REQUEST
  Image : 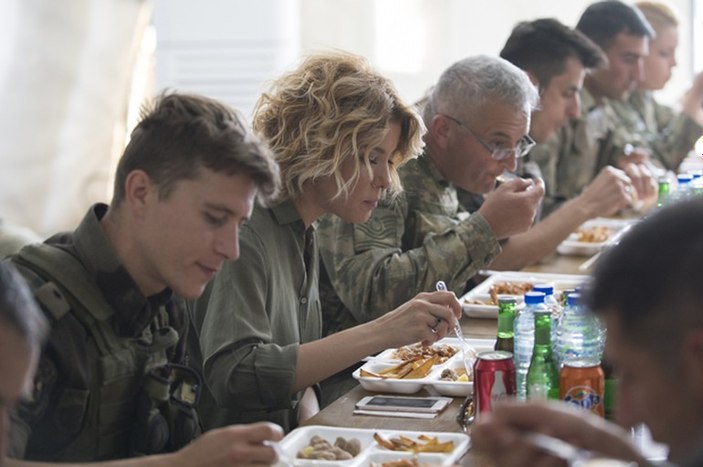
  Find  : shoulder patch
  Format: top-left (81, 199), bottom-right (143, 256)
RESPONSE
top-left (34, 282), bottom-right (71, 321)
top-left (353, 209), bottom-right (402, 251)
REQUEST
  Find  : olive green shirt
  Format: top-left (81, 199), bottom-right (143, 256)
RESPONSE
top-left (530, 88), bottom-right (623, 216)
top-left (317, 154), bottom-right (500, 337)
top-left (609, 90), bottom-right (703, 171)
top-left (188, 201), bottom-right (320, 433)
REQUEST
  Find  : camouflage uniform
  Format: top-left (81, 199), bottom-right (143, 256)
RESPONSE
top-left (317, 153), bottom-right (500, 337)
top-left (530, 88), bottom-right (624, 216)
top-left (609, 90), bottom-right (703, 171)
top-left (7, 204), bottom-right (195, 461)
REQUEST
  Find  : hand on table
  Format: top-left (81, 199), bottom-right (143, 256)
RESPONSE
top-left (576, 166), bottom-right (634, 218)
top-left (171, 422), bottom-right (284, 466)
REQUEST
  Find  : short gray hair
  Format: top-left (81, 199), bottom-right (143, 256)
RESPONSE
top-left (424, 55), bottom-right (539, 125)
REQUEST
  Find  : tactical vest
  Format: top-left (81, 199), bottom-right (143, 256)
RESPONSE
top-left (13, 244), bottom-right (201, 461)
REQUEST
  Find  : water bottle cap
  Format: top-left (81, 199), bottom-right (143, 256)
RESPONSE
top-left (524, 291), bottom-right (546, 304)
top-left (567, 293), bottom-right (581, 306)
top-left (532, 283), bottom-right (554, 295)
top-left (678, 174), bottom-right (693, 183)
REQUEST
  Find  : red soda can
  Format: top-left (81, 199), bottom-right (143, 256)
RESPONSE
top-left (473, 350), bottom-right (516, 417)
top-left (560, 359), bottom-right (605, 417)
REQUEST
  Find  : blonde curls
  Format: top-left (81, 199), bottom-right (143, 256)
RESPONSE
top-left (253, 51), bottom-right (424, 202)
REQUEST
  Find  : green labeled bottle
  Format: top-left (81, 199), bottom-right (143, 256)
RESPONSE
top-left (657, 176), bottom-right (670, 208)
top-left (495, 297), bottom-right (517, 353)
top-left (526, 310), bottom-right (559, 400)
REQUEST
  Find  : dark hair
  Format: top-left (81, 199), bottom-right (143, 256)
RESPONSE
top-left (0, 261), bottom-right (48, 352)
top-left (576, 0), bottom-right (654, 49)
top-left (500, 18), bottom-right (606, 89)
top-left (113, 91), bottom-right (280, 205)
top-left (583, 198), bottom-right (703, 365)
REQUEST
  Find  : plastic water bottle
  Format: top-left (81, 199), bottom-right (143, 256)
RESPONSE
top-left (514, 291), bottom-right (547, 400)
top-left (555, 293), bottom-right (605, 368)
top-left (532, 283), bottom-right (561, 320)
top-left (674, 173), bottom-right (693, 202)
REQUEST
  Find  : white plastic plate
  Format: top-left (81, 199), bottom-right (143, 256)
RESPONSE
top-left (557, 217), bottom-right (636, 256)
top-left (353, 337), bottom-right (494, 396)
top-left (460, 271), bottom-right (588, 319)
top-left (275, 425), bottom-right (470, 466)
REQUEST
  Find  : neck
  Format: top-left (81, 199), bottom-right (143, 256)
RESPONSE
top-left (101, 206), bottom-right (162, 297)
top-left (292, 190), bottom-right (324, 229)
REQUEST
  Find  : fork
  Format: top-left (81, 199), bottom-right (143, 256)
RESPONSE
top-left (435, 281), bottom-right (478, 376)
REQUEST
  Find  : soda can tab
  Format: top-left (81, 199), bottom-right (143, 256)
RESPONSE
top-left (474, 350), bottom-right (516, 418)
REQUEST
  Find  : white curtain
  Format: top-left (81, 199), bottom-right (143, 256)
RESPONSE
top-left (0, 0), bottom-right (151, 237)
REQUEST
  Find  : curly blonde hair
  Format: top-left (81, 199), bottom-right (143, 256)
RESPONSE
top-left (253, 51), bottom-right (424, 202)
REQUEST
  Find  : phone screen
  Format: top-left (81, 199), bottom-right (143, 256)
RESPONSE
top-left (366, 396), bottom-right (439, 408)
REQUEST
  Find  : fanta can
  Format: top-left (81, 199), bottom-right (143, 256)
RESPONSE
top-left (559, 359), bottom-right (604, 417)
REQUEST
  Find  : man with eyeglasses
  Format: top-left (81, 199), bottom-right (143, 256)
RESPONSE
top-left (315, 55), bottom-right (544, 406)
top-left (529, 0), bottom-right (658, 218)
top-left (457, 18), bottom-right (640, 271)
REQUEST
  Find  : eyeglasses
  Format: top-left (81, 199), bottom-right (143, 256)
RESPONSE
top-left (440, 113), bottom-right (536, 161)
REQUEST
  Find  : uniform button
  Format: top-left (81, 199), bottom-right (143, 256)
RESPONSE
top-left (300, 297), bottom-right (308, 305)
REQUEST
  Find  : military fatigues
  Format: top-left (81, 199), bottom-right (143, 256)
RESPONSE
top-left (7, 204), bottom-right (197, 462)
top-left (608, 90), bottom-right (703, 171)
top-left (318, 154), bottom-right (500, 334)
top-left (530, 88), bottom-right (626, 216)
top-left (188, 201), bottom-right (320, 433)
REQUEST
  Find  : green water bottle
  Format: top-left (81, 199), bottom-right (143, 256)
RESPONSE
top-left (657, 176), bottom-right (670, 208)
top-left (526, 311), bottom-right (560, 400)
top-left (495, 297), bottom-right (516, 354)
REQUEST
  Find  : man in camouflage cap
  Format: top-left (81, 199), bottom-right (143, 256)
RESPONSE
top-left (316, 55), bottom-right (544, 405)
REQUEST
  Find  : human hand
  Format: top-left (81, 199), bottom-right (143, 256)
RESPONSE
top-left (577, 166), bottom-right (634, 218)
top-left (471, 401), bottom-right (646, 467)
top-left (172, 422), bottom-right (284, 466)
top-left (616, 160), bottom-right (657, 204)
top-left (377, 290), bottom-right (462, 348)
top-left (478, 177), bottom-right (545, 240)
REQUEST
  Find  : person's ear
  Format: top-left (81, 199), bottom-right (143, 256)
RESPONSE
top-left (525, 71), bottom-right (543, 95)
top-left (123, 170), bottom-right (155, 217)
top-left (430, 114), bottom-right (452, 150)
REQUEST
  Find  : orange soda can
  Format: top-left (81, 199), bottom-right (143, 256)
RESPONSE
top-left (559, 359), bottom-right (605, 417)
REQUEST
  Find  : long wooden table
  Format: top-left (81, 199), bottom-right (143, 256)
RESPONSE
top-left (302, 253), bottom-right (589, 465)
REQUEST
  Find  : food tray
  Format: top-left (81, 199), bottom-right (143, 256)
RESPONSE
top-left (275, 425), bottom-right (470, 466)
top-left (353, 337), bottom-right (495, 396)
top-left (556, 217), bottom-right (635, 256)
top-left (460, 271), bottom-right (588, 319)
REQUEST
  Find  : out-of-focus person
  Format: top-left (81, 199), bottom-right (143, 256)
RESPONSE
top-left (0, 262), bottom-right (48, 463)
top-left (609, 1), bottom-right (703, 171)
top-left (529, 0), bottom-right (658, 216)
top-left (471, 196), bottom-right (703, 467)
top-left (457, 18), bottom-right (638, 270)
top-left (5, 92), bottom-right (285, 466)
top-left (316, 55), bottom-right (543, 404)
top-left (188, 51), bottom-right (462, 431)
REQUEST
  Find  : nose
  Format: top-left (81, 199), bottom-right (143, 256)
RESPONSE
top-left (633, 60), bottom-right (645, 83)
top-left (373, 162), bottom-right (392, 190)
top-left (215, 225), bottom-right (240, 261)
top-left (567, 95), bottom-right (580, 119)
top-left (501, 154), bottom-right (518, 172)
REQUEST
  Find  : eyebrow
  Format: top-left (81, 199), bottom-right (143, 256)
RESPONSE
top-left (203, 202), bottom-right (235, 216)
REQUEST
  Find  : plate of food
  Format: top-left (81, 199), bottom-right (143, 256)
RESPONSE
top-left (557, 217), bottom-right (636, 256)
top-left (275, 425), bottom-right (470, 466)
top-left (460, 271), bottom-right (588, 319)
top-left (353, 337), bottom-right (494, 396)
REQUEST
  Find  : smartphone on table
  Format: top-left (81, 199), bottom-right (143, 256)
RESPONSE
top-left (355, 395), bottom-right (452, 413)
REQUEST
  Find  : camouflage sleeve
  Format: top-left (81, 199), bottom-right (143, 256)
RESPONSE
top-left (529, 130), bottom-right (563, 216)
top-left (650, 101), bottom-right (703, 170)
top-left (317, 195), bottom-right (500, 323)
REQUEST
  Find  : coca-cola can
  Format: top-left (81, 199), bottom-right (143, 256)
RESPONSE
top-left (473, 350), bottom-right (516, 417)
